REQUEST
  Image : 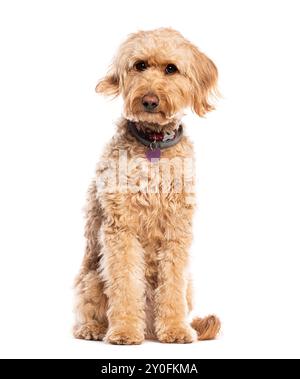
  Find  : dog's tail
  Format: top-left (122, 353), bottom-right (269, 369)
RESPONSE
top-left (191, 315), bottom-right (221, 340)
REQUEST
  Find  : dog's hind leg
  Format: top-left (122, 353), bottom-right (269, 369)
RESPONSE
top-left (73, 181), bottom-right (108, 340)
top-left (73, 271), bottom-right (108, 340)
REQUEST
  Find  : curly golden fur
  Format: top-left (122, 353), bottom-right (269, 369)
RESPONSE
top-left (74, 28), bottom-right (221, 344)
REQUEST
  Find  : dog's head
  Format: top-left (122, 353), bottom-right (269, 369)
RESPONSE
top-left (96, 28), bottom-right (218, 126)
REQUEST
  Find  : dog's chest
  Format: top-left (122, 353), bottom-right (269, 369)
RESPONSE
top-left (126, 167), bottom-right (195, 241)
top-left (98, 134), bottom-right (195, 236)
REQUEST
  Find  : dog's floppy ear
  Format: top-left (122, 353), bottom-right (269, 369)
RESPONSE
top-left (95, 66), bottom-right (120, 97)
top-left (190, 46), bottom-right (218, 117)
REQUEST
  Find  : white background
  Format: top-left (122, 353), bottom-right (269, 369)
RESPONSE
top-left (0, 0), bottom-right (300, 359)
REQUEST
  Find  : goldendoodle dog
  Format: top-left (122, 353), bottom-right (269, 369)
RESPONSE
top-left (74, 28), bottom-right (220, 344)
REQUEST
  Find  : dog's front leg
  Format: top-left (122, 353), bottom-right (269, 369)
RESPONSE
top-left (101, 224), bottom-right (146, 345)
top-left (155, 239), bottom-right (197, 343)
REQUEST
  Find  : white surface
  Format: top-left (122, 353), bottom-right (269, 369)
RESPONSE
top-left (0, 0), bottom-right (300, 359)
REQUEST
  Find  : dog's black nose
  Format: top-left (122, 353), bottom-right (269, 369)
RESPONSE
top-left (142, 94), bottom-right (159, 111)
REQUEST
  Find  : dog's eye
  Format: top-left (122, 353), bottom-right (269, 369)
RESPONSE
top-left (165, 64), bottom-right (178, 75)
top-left (134, 61), bottom-right (148, 71)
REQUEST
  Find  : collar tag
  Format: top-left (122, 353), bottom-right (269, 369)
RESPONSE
top-left (146, 148), bottom-right (161, 161)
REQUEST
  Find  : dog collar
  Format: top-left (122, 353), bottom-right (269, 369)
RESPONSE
top-left (128, 121), bottom-right (183, 149)
top-left (128, 121), bottom-right (183, 161)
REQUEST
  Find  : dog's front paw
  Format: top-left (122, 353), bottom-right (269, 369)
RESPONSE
top-left (104, 327), bottom-right (144, 345)
top-left (157, 324), bottom-right (197, 344)
top-left (73, 322), bottom-right (107, 341)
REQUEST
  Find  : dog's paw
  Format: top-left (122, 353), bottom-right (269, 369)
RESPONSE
top-left (73, 322), bottom-right (106, 341)
top-left (157, 324), bottom-right (197, 344)
top-left (104, 327), bottom-right (144, 345)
